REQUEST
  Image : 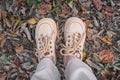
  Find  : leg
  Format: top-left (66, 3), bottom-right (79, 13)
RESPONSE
top-left (60, 17), bottom-right (97, 80)
top-left (65, 56), bottom-right (97, 80)
top-left (31, 58), bottom-right (60, 80)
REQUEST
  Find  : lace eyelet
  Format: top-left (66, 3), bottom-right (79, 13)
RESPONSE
top-left (68, 35), bottom-right (70, 38)
top-left (50, 46), bottom-right (52, 48)
top-left (68, 40), bottom-right (70, 42)
top-left (50, 41), bottom-right (52, 44)
top-left (68, 44), bottom-right (70, 46)
top-left (51, 51), bottom-right (53, 53)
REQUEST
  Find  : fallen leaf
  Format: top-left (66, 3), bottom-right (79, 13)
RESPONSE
top-left (93, 16), bottom-right (99, 27)
top-left (82, 52), bottom-right (87, 60)
top-left (72, 5), bottom-right (78, 16)
top-left (68, 0), bottom-right (74, 8)
top-left (101, 69), bottom-right (111, 76)
top-left (0, 35), bottom-right (5, 41)
top-left (2, 11), bottom-right (7, 21)
top-left (27, 18), bottom-right (37, 25)
top-left (80, 5), bottom-right (87, 17)
top-left (0, 73), bottom-right (7, 80)
top-left (21, 23), bottom-right (31, 41)
top-left (5, 19), bottom-right (11, 28)
top-left (0, 39), bottom-right (6, 48)
top-left (15, 46), bottom-right (23, 53)
top-left (97, 73), bottom-right (106, 80)
top-left (86, 28), bottom-right (98, 40)
top-left (86, 59), bottom-right (102, 71)
top-left (13, 18), bottom-right (21, 30)
top-left (99, 50), bottom-right (114, 63)
top-left (39, 3), bottom-right (52, 15)
top-left (13, 58), bottom-right (20, 69)
top-left (0, 54), bottom-right (10, 64)
top-left (84, 20), bottom-right (92, 26)
top-left (92, 0), bottom-right (102, 10)
top-left (101, 36), bottom-right (112, 45)
top-left (102, 9), bottom-right (113, 19)
top-left (60, 3), bottom-right (70, 17)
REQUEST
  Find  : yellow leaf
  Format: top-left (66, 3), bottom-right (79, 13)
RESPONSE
top-left (27, 18), bottom-right (37, 25)
top-left (10, 33), bottom-right (18, 38)
top-left (2, 11), bottom-right (7, 21)
top-left (101, 36), bottom-right (112, 45)
top-left (82, 52), bottom-right (87, 60)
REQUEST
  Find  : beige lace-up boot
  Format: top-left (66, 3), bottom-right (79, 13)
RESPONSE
top-left (35, 18), bottom-right (57, 63)
top-left (60, 17), bottom-right (86, 60)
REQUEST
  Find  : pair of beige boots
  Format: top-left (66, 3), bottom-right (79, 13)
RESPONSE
top-left (35, 17), bottom-right (86, 63)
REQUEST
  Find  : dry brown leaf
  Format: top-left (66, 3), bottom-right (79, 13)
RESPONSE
top-left (60, 3), bottom-right (70, 17)
top-left (14, 0), bottom-right (26, 7)
top-left (94, 39), bottom-right (100, 46)
top-left (0, 73), bottom-right (7, 80)
top-left (39, 3), bottom-right (52, 15)
top-left (80, 6), bottom-right (87, 17)
top-left (84, 20), bottom-right (92, 26)
top-left (21, 23), bottom-right (32, 41)
top-left (72, 6), bottom-right (78, 16)
top-left (0, 39), bottom-right (6, 48)
top-left (92, 0), bottom-right (102, 10)
top-left (2, 11), bottom-right (7, 21)
top-left (101, 36), bottom-right (112, 45)
top-left (86, 28), bottom-right (98, 40)
top-left (15, 46), bottom-right (23, 53)
top-left (99, 50), bottom-right (114, 63)
top-left (13, 58), bottom-right (21, 69)
top-left (102, 10), bottom-right (113, 19)
top-left (0, 35), bottom-right (4, 41)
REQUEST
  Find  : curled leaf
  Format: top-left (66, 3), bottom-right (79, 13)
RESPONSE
top-left (99, 50), bottom-right (114, 63)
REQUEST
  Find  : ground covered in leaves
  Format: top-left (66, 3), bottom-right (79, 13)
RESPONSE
top-left (0, 0), bottom-right (120, 80)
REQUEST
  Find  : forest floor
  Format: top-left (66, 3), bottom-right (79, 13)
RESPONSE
top-left (0, 0), bottom-right (120, 80)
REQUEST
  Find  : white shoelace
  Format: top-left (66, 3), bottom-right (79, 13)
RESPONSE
top-left (60, 33), bottom-right (84, 58)
top-left (35, 35), bottom-right (52, 58)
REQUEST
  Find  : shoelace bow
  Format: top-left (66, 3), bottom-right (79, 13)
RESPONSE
top-left (60, 33), bottom-right (84, 57)
top-left (35, 35), bottom-right (51, 58)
